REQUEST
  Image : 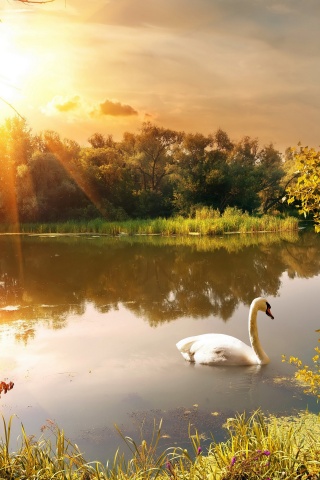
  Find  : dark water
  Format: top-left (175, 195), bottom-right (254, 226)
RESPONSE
top-left (0, 230), bottom-right (319, 462)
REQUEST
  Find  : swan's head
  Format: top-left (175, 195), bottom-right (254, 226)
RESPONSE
top-left (265, 301), bottom-right (274, 319)
top-left (254, 297), bottom-right (274, 319)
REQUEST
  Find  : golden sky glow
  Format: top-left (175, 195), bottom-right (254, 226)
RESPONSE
top-left (1, 0), bottom-right (320, 152)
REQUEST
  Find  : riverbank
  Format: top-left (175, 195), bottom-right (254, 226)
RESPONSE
top-left (0, 209), bottom-right (299, 236)
top-left (0, 410), bottom-right (318, 479)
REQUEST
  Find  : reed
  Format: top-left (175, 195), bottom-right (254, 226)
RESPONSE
top-left (208, 410), bottom-right (320, 479)
top-left (0, 411), bottom-right (318, 479)
top-left (5, 210), bottom-right (299, 237)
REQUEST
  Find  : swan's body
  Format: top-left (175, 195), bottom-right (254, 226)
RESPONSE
top-left (176, 297), bottom-right (274, 366)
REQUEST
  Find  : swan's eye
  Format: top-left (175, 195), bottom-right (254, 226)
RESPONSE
top-left (266, 302), bottom-right (271, 309)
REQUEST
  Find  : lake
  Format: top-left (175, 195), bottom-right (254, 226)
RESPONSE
top-left (0, 229), bottom-right (319, 462)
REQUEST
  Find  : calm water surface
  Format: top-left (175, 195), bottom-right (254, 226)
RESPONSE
top-left (0, 230), bottom-right (319, 461)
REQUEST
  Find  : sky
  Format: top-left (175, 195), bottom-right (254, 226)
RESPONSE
top-left (0, 0), bottom-right (320, 153)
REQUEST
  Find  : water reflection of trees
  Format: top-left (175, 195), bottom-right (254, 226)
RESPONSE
top-left (0, 231), bottom-right (319, 338)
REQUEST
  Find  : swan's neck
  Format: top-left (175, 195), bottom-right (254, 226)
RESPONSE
top-left (249, 302), bottom-right (270, 365)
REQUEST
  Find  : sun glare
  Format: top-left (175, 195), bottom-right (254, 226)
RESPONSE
top-left (0, 24), bottom-right (33, 105)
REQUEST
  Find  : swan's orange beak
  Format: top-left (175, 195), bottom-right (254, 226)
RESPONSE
top-left (266, 305), bottom-right (274, 319)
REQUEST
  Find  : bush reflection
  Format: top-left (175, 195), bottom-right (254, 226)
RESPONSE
top-left (0, 231), bottom-right (319, 343)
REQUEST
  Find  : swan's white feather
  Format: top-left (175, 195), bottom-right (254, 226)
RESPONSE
top-left (176, 334), bottom-right (258, 365)
top-left (176, 297), bottom-right (273, 366)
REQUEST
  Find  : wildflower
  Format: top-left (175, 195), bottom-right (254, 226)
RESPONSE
top-left (197, 446), bottom-right (202, 455)
top-left (231, 456), bottom-right (236, 466)
top-left (165, 460), bottom-right (175, 476)
top-left (263, 450), bottom-right (271, 456)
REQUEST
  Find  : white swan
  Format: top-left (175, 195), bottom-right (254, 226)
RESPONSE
top-left (176, 297), bottom-right (274, 366)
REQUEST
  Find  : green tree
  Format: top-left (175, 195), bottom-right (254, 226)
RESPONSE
top-left (256, 143), bottom-right (285, 214)
top-left (79, 139), bottom-right (134, 220)
top-left (286, 146), bottom-right (320, 232)
top-left (88, 133), bottom-right (116, 149)
top-left (223, 138), bottom-right (286, 214)
top-left (27, 152), bottom-right (77, 221)
top-left (123, 122), bottom-right (183, 192)
top-left (121, 122), bottom-right (183, 217)
top-left (30, 130), bottom-right (90, 220)
top-left (0, 118), bottom-right (34, 223)
top-left (222, 136), bottom-right (261, 212)
top-left (172, 131), bottom-right (285, 216)
top-left (16, 164), bottom-right (38, 222)
top-left (172, 131), bottom-right (230, 214)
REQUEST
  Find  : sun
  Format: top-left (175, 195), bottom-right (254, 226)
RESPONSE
top-left (0, 23), bottom-right (33, 106)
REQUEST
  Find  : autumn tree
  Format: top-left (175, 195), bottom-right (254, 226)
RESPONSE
top-left (283, 329), bottom-right (320, 399)
top-left (286, 146), bottom-right (320, 232)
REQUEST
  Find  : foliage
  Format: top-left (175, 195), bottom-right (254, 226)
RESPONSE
top-left (0, 411), bottom-right (319, 479)
top-left (7, 210), bottom-right (298, 236)
top-left (0, 117), bottom-right (303, 224)
top-left (210, 410), bottom-right (320, 480)
top-left (0, 416), bottom-right (95, 479)
top-left (0, 381), bottom-right (14, 397)
top-left (122, 121), bottom-right (183, 193)
top-left (286, 146), bottom-right (320, 232)
top-left (282, 330), bottom-right (320, 399)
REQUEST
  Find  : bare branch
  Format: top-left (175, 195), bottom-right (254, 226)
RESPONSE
top-left (0, 96), bottom-right (25, 120)
top-left (14, 0), bottom-right (55, 4)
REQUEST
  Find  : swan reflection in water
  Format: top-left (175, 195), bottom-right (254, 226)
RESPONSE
top-left (176, 297), bottom-right (274, 366)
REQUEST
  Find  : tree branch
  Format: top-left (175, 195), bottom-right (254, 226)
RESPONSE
top-left (14, 0), bottom-right (55, 3)
top-left (0, 96), bottom-right (25, 120)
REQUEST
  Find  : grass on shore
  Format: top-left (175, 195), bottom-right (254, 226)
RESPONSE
top-left (0, 410), bottom-right (319, 479)
top-left (1, 208), bottom-right (299, 236)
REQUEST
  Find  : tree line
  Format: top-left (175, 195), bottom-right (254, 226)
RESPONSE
top-left (0, 117), bottom-right (299, 223)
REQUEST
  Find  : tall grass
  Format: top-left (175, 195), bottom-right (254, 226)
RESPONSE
top-left (0, 411), bottom-right (319, 479)
top-left (2, 208), bottom-right (299, 236)
top-left (208, 410), bottom-right (320, 479)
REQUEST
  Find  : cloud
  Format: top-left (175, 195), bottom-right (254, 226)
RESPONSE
top-left (87, 0), bottom-right (320, 56)
top-left (16, 0), bottom-right (320, 152)
top-left (86, 0), bottom-right (281, 30)
top-left (54, 95), bottom-right (81, 112)
top-left (88, 0), bottom-right (211, 29)
top-left (42, 96), bottom-right (140, 124)
top-left (41, 95), bottom-right (81, 116)
top-left (96, 99), bottom-right (138, 117)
